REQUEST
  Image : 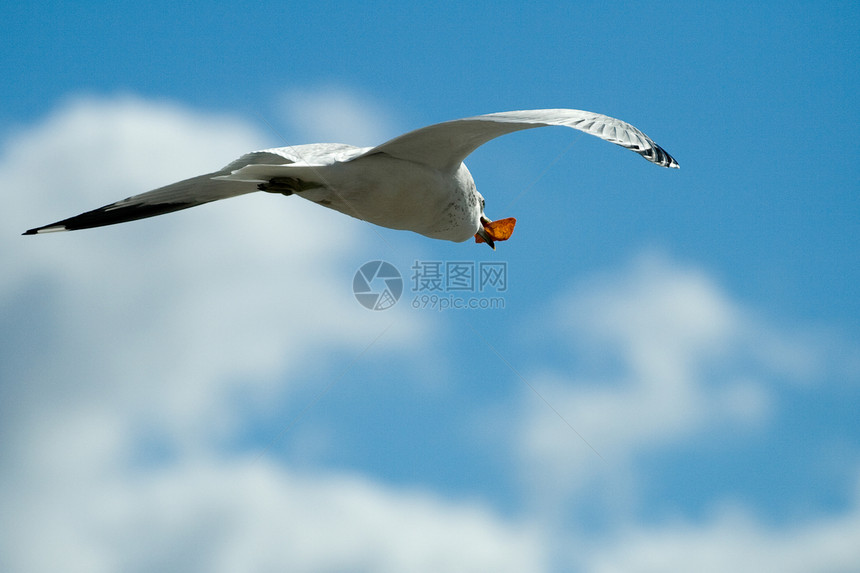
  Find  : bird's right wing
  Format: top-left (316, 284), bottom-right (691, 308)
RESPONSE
top-left (356, 108), bottom-right (679, 171)
top-left (23, 150), bottom-right (296, 234)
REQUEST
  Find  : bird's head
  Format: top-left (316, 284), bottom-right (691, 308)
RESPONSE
top-left (473, 193), bottom-right (516, 249)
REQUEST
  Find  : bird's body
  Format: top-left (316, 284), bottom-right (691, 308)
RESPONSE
top-left (24, 108), bottom-right (679, 247)
top-left (232, 151), bottom-right (481, 241)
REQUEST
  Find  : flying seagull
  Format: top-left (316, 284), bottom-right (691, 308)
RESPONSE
top-left (24, 108), bottom-right (678, 248)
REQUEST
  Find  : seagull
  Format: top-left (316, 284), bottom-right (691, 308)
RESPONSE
top-left (24, 108), bottom-right (678, 248)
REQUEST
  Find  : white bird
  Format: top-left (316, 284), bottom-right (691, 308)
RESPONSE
top-left (24, 108), bottom-right (678, 248)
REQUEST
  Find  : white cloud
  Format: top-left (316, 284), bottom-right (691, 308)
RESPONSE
top-left (3, 96), bottom-right (857, 573)
top-left (582, 484), bottom-right (860, 573)
top-left (2, 95), bottom-right (413, 441)
top-left (511, 253), bottom-right (834, 512)
top-left (0, 95), bottom-right (470, 571)
top-left (563, 253), bottom-right (741, 382)
top-left (495, 252), bottom-right (860, 569)
top-left (2, 456), bottom-right (547, 573)
top-left (279, 86), bottom-right (400, 147)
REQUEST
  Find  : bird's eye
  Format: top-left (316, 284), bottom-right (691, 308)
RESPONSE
top-left (480, 197), bottom-right (485, 209)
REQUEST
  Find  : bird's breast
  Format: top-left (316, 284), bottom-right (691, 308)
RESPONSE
top-left (298, 155), bottom-right (480, 242)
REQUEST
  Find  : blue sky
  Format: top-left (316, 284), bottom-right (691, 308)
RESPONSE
top-left (2, 1), bottom-right (859, 571)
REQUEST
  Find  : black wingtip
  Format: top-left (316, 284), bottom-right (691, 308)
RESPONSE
top-left (23, 224), bottom-right (66, 235)
top-left (643, 144), bottom-right (680, 169)
top-left (22, 200), bottom-right (202, 236)
top-left (666, 151), bottom-right (680, 169)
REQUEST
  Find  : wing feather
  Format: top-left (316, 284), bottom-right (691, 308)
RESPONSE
top-left (356, 108), bottom-right (678, 171)
top-left (23, 150), bottom-right (294, 234)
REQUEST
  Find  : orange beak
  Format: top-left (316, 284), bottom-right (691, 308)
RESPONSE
top-left (475, 217), bottom-right (517, 248)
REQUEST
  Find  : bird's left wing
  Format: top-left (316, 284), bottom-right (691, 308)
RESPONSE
top-left (356, 108), bottom-right (679, 171)
top-left (23, 150), bottom-right (295, 234)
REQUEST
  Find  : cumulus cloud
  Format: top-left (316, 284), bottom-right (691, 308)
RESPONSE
top-left (0, 95), bottom-right (472, 572)
top-left (279, 86), bottom-right (400, 147)
top-left (582, 483), bottom-right (860, 573)
top-left (3, 455), bottom-right (546, 573)
top-left (2, 95), bottom-right (857, 573)
top-left (489, 252), bottom-right (860, 570)
top-left (2, 95), bottom-right (408, 440)
top-left (512, 253), bottom-right (836, 514)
